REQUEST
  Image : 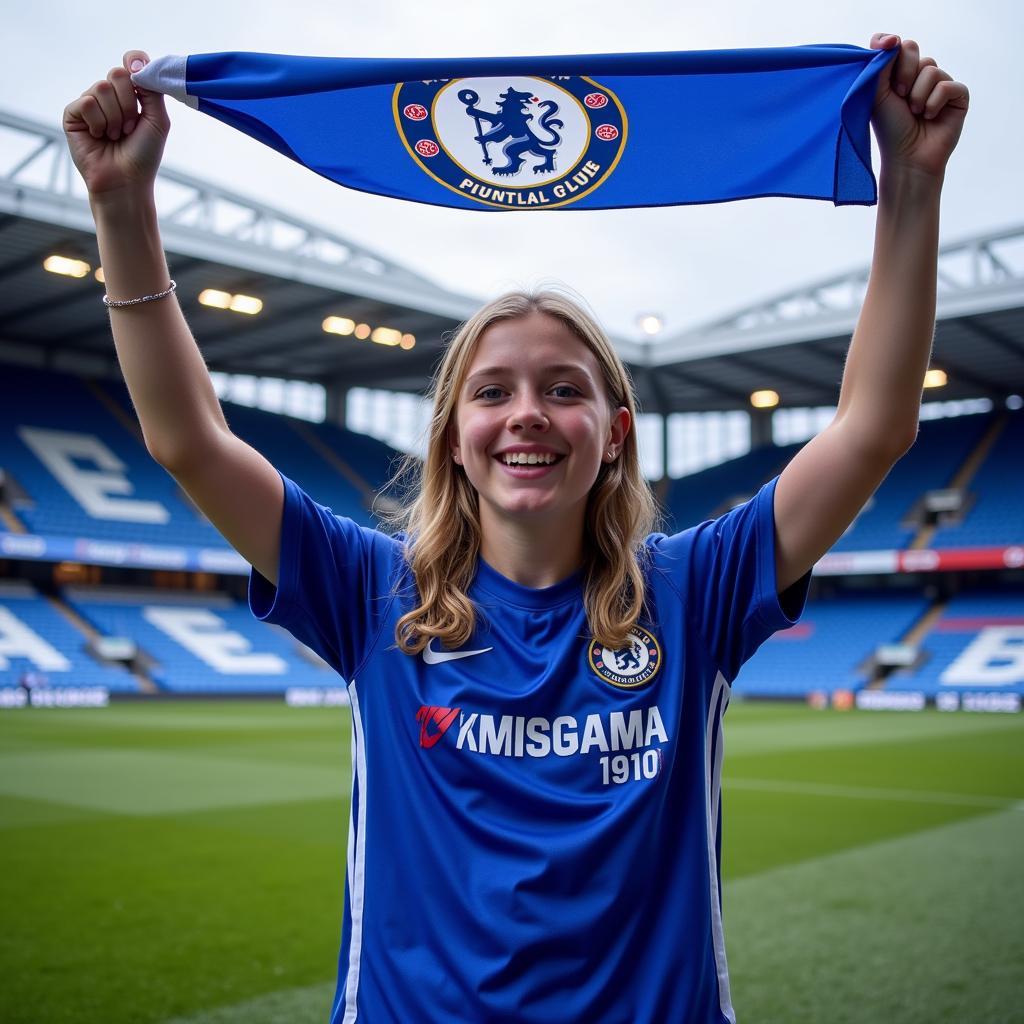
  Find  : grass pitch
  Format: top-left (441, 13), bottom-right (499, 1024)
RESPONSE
top-left (1, 701), bottom-right (1021, 1023)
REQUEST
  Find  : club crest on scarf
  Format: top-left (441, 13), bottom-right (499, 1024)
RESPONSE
top-left (393, 76), bottom-right (627, 209)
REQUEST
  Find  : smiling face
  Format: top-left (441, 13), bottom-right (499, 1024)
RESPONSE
top-left (448, 310), bottom-right (630, 540)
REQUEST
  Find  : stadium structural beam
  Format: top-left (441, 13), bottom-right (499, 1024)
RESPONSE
top-left (638, 341), bottom-right (675, 481)
top-left (202, 296), bottom-right (390, 362)
top-left (14, 258), bottom-right (205, 349)
top-left (325, 383), bottom-right (348, 429)
top-left (647, 224), bottom-right (1024, 367)
top-left (659, 363), bottom-right (756, 406)
top-left (956, 317), bottom-right (1024, 357)
top-left (0, 241), bottom-right (80, 282)
top-left (728, 351), bottom-right (840, 396)
top-left (0, 107), bottom-right (489, 326)
top-left (2, 250), bottom-right (148, 331)
top-left (272, 317), bottom-right (444, 374)
top-left (803, 340), bottom-right (848, 365)
top-left (193, 295), bottom-right (352, 360)
top-left (748, 408), bottom-right (773, 450)
top-left (924, 352), bottom-right (1006, 396)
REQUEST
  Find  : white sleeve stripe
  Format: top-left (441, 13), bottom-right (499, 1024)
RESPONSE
top-left (705, 671), bottom-right (736, 1024)
top-left (340, 679), bottom-right (368, 1024)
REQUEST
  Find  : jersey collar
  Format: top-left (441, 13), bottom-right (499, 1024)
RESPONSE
top-left (472, 556), bottom-right (584, 610)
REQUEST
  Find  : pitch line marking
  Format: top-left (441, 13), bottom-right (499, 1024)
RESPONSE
top-left (725, 777), bottom-right (1021, 809)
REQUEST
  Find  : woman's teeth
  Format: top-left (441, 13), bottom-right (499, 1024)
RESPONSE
top-left (501, 452), bottom-right (560, 465)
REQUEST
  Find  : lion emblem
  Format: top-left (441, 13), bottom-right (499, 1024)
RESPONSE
top-left (457, 86), bottom-right (565, 177)
top-left (612, 638), bottom-right (644, 672)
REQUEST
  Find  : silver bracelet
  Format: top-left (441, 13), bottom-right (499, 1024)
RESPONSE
top-left (102, 279), bottom-right (177, 309)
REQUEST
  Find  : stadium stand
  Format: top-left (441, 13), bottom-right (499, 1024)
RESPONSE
top-left (303, 417), bottom-right (405, 500)
top-left (0, 364), bottom-right (224, 548)
top-left (734, 592), bottom-right (930, 698)
top-left (661, 412), bottom-right (1011, 551)
top-left (662, 442), bottom-right (802, 532)
top-left (63, 587), bottom-right (334, 693)
top-left (886, 590), bottom-right (1024, 696)
top-left (831, 412), bottom-right (995, 552)
top-left (6, 366), bottom-right (1018, 563)
top-left (2, 365), bottom-right (1020, 701)
top-left (0, 580), bottom-right (139, 692)
top-left (0, 366), bottom-right (404, 550)
top-left (100, 379), bottom-right (395, 528)
top-left (2, 106), bottom-right (1020, 710)
top-left (932, 408), bottom-right (1024, 549)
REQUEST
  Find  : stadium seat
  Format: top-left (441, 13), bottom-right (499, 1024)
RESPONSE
top-left (830, 412), bottom-right (994, 552)
top-left (931, 409), bottom-right (1024, 549)
top-left (0, 365), bottom-right (225, 548)
top-left (63, 587), bottom-right (337, 694)
top-left (886, 590), bottom-right (1024, 696)
top-left (0, 581), bottom-right (140, 692)
top-left (662, 443), bottom-right (801, 532)
top-left (735, 592), bottom-right (930, 697)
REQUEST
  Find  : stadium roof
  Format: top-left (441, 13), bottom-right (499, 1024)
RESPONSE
top-left (2, 108), bottom-right (1023, 413)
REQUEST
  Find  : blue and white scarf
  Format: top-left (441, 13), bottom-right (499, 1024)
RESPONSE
top-left (133, 45), bottom-right (896, 212)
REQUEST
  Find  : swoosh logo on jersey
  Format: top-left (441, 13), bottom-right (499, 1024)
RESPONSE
top-left (422, 639), bottom-right (493, 665)
top-left (416, 705), bottom-right (461, 748)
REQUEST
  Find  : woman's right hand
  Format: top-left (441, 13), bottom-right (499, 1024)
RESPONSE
top-left (63, 50), bottom-right (170, 202)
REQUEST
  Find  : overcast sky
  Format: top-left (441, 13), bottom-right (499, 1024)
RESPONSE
top-left (5, 0), bottom-right (1022, 340)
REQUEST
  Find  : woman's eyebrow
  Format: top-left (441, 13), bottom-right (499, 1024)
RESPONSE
top-left (465, 363), bottom-right (593, 386)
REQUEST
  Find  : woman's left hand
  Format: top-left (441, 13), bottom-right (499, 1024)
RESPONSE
top-left (869, 32), bottom-right (970, 182)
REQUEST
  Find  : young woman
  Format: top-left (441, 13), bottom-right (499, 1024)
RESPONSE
top-left (63, 33), bottom-right (967, 1023)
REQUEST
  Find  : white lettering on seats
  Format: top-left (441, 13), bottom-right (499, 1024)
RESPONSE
top-left (18, 426), bottom-right (170, 523)
top-left (941, 627), bottom-right (1024, 686)
top-left (143, 607), bottom-right (287, 674)
top-left (0, 607), bottom-right (71, 671)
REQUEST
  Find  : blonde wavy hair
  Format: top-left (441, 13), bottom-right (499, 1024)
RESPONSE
top-left (381, 287), bottom-right (660, 654)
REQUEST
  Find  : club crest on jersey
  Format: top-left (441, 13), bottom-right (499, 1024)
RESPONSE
top-left (393, 75), bottom-right (627, 209)
top-left (589, 626), bottom-right (661, 689)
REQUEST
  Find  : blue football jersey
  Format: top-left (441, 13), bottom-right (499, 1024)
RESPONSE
top-left (249, 471), bottom-right (808, 1023)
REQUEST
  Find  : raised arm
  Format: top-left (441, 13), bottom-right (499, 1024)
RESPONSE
top-left (773, 32), bottom-right (970, 592)
top-left (63, 50), bottom-right (284, 584)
